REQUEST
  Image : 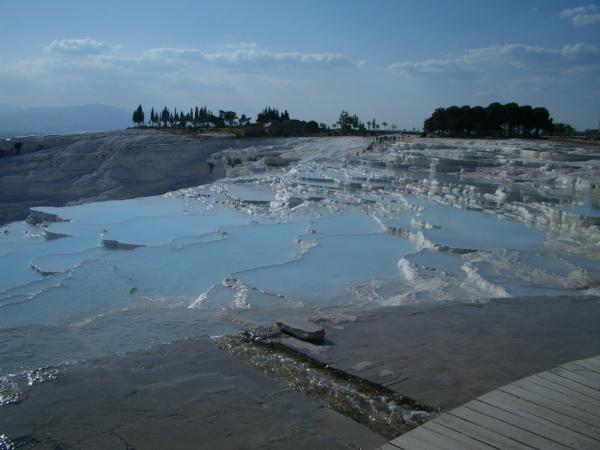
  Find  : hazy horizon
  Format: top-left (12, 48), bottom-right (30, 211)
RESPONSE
top-left (1, 0), bottom-right (599, 130)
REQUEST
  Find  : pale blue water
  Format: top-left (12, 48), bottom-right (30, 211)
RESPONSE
top-left (238, 233), bottom-right (415, 303)
top-left (227, 183), bottom-right (275, 203)
top-left (0, 225), bottom-right (100, 292)
top-left (310, 213), bottom-right (381, 235)
top-left (405, 194), bottom-right (546, 252)
top-left (102, 210), bottom-right (248, 246)
top-left (108, 221), bottom-right (309, 300)
top-left (0, 180), bottom-right (597, 379)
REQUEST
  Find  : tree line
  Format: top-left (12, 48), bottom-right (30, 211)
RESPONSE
top-left (133, 104), bottom-right (251, 129)
top-left (335, 111), bottom-right (398, 132)
top-left (132, 104), bottom-right (399, 137)
top-left (424, 103), bottom-right (555, 137)
top-left (133, 104), bottom-right (304, 131)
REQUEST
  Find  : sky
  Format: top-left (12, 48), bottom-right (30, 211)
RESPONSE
top-left (0, 0), bottom-right (599, 129)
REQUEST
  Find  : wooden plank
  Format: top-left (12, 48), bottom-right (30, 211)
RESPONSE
top-left (522, 375), bottom-right (600, 408)
top-left (466, 399), bottom-right (600, 449)
top-left (579, 361), bottom-right (600, 374)
top-left (404, 426), bottom-right (479, 450)
top-left (562, 361), bottom-right (600, 374)
top-left (510, 378), bottom-right (600, 418)
top-left (422, 421), bottom-right (498, 450)
top-left (560, 362), bottom-right (600, 386)
top-left (480, 389), bottom-right (600, 442)
top-left (572, 359), bottom-right (600, 374)
top-left (380, 444), bottom-right (404, 450)
top-left (449, 405), bottom-right (571, 450)
top-left (575, 357), bottom-right (600, 370)
top-left (586, 355), bottom-right (600, 367)
top-left (390, 430), bottom-right (449, 450)
top-left (499, 384), bottom-right (600, 428)
top-left (551, 367), bottom-right (600, 391)
top-left (382, 356), bottom-right (600, 450)
top-left (536, 371), bottom-right (600, 402)
top-left (435, 413), bottom-right (536, 450)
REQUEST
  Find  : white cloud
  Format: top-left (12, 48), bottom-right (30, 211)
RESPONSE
top-left (572, 13), bottom-right (600, 25)
top-left (389, 58), bottom-right (477, 78)
top-left (143, 43), bottom-right (357, 69)
top-left (559, 4), bottom-right (598, 17)
top-left (37, 41), bottom-right (358, 72)
top-left (389, 43), bottom-right (599, 77)
top-left (0, 41), bottom-right (359, 100)
top-left (465, 43), bottom-right (598, 67)
top-left (47, 38), bottom-right (114, 56)
top-left (0, 40), bottom-right (361, 115)
top-left (559, 4), bottom-right (600, 25)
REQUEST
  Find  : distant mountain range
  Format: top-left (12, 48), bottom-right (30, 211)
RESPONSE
top-left (0, 104), bottom-right (131, 137)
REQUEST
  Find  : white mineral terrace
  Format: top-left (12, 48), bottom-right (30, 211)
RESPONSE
top-left (0, 137), bottom-right (599, 377)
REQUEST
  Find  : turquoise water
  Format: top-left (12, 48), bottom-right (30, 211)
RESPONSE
top-left (0, 178), bottom-right (596, 378)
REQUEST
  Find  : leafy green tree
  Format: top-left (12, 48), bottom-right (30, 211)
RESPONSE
top-left (337, 111), bottom-right (351, 131)
top-left (532, 107), bottom-right (552, 136)
top-left (306, 121), bottom-right (319, 133)
top-left (219, 110), bottom-right (238, 126)
top-left (424, 102), bottom-right (554, 137)
top-left (161, 107), bottom-right (170, 128)
top-left (552, 123), bottom-right (575, 137)
top-left (518, 105), bottom-right (533, 135)
top-left (486, 102), bottom-right (507, 134)
top-left (179, 111), bottom-right (188, 128)
top-left (337, 111), bottom-right (360, 131)
top-left (257, 107), bottom-right (282, 124)
top-left (239, 114), bottom-right (251, 126)
top-left (504, 102), bottom-right (520, 136)
top-left (469, 106), bottom-right (486, 135)
top-left (132, 105), bottom-right (144, 126)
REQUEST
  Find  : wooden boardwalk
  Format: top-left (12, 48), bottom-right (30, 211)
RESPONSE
top-left (383, 355), bottom-right (600, 450)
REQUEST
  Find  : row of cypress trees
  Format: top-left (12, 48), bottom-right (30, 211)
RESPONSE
top-left (132, 105), bottom-right (298, 129)
top-left (133, 105), bottom-right (250, 129)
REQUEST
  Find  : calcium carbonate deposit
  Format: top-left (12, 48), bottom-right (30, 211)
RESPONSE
top-left (1, 136), bottom-right (599, 380)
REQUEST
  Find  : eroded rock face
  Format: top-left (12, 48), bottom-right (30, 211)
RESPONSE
top-left (42, 230), bottom-right (69, 241)
top-left (100, 239), bottom-right (144, 250)
top-left (0, 129), bottom-right (232, 224)
top-left (25, 209), bottom-right (64, 225)
top-left (286, 196), bottom-right (304, 208)
top-left (0, 131), bottom-right (366, 225)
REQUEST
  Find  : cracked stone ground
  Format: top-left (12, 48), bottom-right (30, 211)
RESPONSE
top-left (0, 338), bottom-right (385, 450)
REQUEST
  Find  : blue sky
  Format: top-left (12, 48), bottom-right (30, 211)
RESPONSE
top-left (1, 0), bottom-right (599, 129)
